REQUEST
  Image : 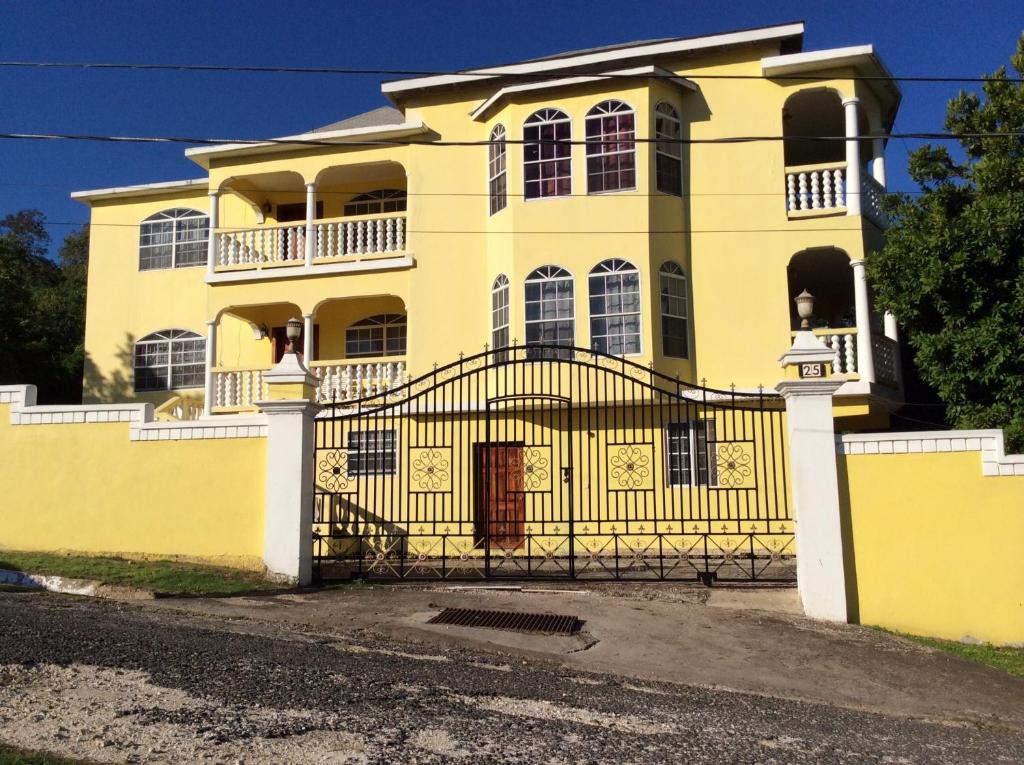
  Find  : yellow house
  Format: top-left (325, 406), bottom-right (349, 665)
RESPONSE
top-left (72, 21), bottom-right (902, 428)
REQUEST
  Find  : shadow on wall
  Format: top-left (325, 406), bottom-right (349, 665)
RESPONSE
top-left (82, 333), bottom-right (136, 403)
top-left (835, 455), bottom-right (861, 625)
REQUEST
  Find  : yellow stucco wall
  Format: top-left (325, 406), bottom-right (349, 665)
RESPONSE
top-left (0, 404), bottom-right (265, 569)
top-left (839, 451), bottom-right (1024, 645)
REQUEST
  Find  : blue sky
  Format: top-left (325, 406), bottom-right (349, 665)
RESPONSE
top-left (2, 0), bottom-right (1021, 253)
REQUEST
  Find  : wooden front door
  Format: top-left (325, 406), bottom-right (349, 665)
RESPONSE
top-left (475, 444), bottom-right (526, 549)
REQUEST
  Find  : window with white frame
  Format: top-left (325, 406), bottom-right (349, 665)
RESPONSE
top-left (138, 208), bottom-right (209, 271)
top-left (492, 274), bottom-right (510, 353)
top-left (523, 108), bottom-right (572, 199)
top-left (133, 329), bottom-right (206, 392)
top-left (666, 420), bottom-right (718, 486)
top-left (346, 429), bottom-right (397, 477)
top-left (655, 102), bottom-right (683, 196)
top-left (588, 259), bottom-right (641, 355)
top-left (660, 261), bottom-right (689, 358)
top-left (345, 314), bottom-right (407, 358)
top-left (524, 265), bottom-right (574, 358)
top-left (489, 125), bottom-right (508, 215)
top-left (343, 189), bottom-right (407, 216)
top-left (585, 100), bottom-right (636, 193)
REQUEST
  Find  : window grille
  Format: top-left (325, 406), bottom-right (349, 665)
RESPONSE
top-left (139, 208), bottom-right (209, 271)
top-left (133, 329), bottom-right (205, 391)
top-left (588, 259), bottom-right (641, 355)
top-left (585, 100), bottom-right (636, 193)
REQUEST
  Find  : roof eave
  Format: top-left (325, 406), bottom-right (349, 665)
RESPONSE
top-left (70, 178), bottom-right (209, 205)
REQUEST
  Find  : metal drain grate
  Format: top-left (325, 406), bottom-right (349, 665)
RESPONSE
top-left (427, 608), bottom-right (582, 636)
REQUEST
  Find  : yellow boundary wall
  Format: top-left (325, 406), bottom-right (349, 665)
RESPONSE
top-left (838, 431), bottom-right (1024, 646)
top-left (0, 386), bottom-right (266, 571)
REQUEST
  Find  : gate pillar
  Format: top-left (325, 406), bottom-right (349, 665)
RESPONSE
top-left (776, 332), bottom-right (848, 622)
top-left (257, 351), bottom-right (321, 585)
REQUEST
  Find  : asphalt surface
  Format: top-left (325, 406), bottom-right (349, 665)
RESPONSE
top-left (1, 591), bottom-right (1022, 764)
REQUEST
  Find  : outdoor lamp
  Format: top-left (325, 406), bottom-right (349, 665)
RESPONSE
top-left (286, 317), bottom-right (302, 352)
top-left (795, 290), bottom-right (816, 329)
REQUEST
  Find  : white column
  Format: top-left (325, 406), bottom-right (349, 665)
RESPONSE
top-left (303, 313), bottom-right (314, 361)
top-left (872, 137), bottom-right (886, 187)
top-left (202, 318), bottom-right (218, 417)
top-left (842, 97), bottom-right (861, 216)
top-left (305, 182), bottom-right (317, 267)
top-left (207, 190), bottom-right (220, 277)
top-left (777, 332), bottom-right (848, 622)
top-left (258, 354), bottom-right (321, 585)
top-left (850, 259), bottom-right (875, 383)
top-left (883, 311), bottom-right (898, 342)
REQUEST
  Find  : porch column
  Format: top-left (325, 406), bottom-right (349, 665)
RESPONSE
top-left (777, 332), bottom-right (847, 622)
top-left (842, 97), bottom-right (862, 216)
top-left (305, 182), bottom-right (317, 267)
top-left (872, 137), bottom-right (887, 187)
top-left (202, 318), bottom-right (218, 418)
top-left (883, 311), bottom-right (899, 342)
top-left (206, 190), bottom-right (220, 277)
top-left (257, 353), bottom-right (321, 585)
top-left (850, 259), bottom-right (875, 382)
top-left (303, 313), bottom-right (314, 361)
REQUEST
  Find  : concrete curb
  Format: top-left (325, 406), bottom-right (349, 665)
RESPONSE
top-left (0, 568), bottom-right (156, 600)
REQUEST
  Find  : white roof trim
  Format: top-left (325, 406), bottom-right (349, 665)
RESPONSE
top-left (383, 22), bottom-right (804, 96)
top-left (761, 45), bottom-right (879, 76)
top-left (470, 65), bottom-right (695, 121)
top-left (71, 178), bottom-right (208, 203)
top-left (184, 120), bottom-right (428, 166)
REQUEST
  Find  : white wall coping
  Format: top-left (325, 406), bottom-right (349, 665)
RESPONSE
top-left (205, 255), bottom-right (415, 284)
top-left (839, 429), bottom-right (1024, 477)
top-left (1, 384), bottom-right (266, 442)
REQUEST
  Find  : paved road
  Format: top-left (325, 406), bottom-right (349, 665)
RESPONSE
top-left (0, 591), bottom-right (1022, 764)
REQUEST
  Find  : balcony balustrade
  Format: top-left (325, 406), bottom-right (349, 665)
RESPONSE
top-left (214, 213), bottom-right (407, 274)
top-left (785, 162), bottom-right (846, 215)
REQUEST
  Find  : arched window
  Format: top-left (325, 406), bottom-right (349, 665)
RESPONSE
top-left (343, 189), bottom-right (407, 217)
top-left (585, 100), bottom-right (636, 193)
top-left (133, 329), bottom-right (205, 392)
top-left (525, 266), bottom-right (574, 358)
top-left (491, 274), bottom-right (510, 352)
top-left (589, 259), bottom-right (641, 355)
top-left (345, 314), bottom-right (407, 358)
top-left (489, 125), bottom-right (508, 215)
top-left (655, 103), bottom-right (683, 196)
top-left (139, 208), bottom-right (209, 271)
top-left (523, 109), bottom-right (572, 199)
top-left (660, 262), bottom-right (688, 358)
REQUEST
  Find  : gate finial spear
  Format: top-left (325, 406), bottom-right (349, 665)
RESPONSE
top-left (484, 342), bottom-right (489, 352)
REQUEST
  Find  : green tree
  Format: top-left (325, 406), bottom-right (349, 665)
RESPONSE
top-left (869, 35), bottom-right (1024, 450)
top-left (0, 211), bottom-right (88, 403)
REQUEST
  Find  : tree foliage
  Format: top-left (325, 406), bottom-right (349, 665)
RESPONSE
top-left (0, 211), bottom-right (88, 403)
top-left (868, 35), bottom-right (1024, 449)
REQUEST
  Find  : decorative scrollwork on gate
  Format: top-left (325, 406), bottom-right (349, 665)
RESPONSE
top-left (609, 444), bottom-right (653, 490)
top-left (715, 442), bottom-right (755, 488)
top-left (410, 447), bottom-right (452, 492)
top-left (522, 447), bottom-right (550, 490)
top-left (317, 449), bottom-right (353, 493)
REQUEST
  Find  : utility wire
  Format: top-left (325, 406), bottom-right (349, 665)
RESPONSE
top-left (0, 130), bottom-right (1020, 148)
top-left (0, 60), bottom-right (1020, 84)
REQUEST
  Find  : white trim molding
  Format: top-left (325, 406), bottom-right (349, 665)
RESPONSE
top-left (205, 255), bottom-right (415, 284)
top-left (839, 429), bottom-right (1024, 477)
top-left (71, 178), bottom-right (208, 204)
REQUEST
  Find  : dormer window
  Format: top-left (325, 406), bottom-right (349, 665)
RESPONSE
top-left (523, 109), bottom-right (572, 199)
top-left (343, 189), bottom-right (407, 217)
top-left (585, 100), bottom-right (636, 193)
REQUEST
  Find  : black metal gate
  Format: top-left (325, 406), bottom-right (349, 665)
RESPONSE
top-left (312, 345), bottom-right (794, 583)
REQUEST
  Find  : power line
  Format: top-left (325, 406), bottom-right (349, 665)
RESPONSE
top-left (0, 60), bottom-right (1020, 85)
top-left (0, 130), bottom-right (1020, 148)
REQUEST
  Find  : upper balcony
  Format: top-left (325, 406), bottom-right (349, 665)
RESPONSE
top-left (781, 89), bottom-right (887, 228)
top-left (205, 161), bottom-right (413, 284)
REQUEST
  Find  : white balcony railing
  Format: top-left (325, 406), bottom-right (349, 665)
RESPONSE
top-left (215, 214), bottom-right (407, 271)
top-left (871, 335), bottom-right (899, 387)
top-left (793, 328), bottom-right (859, 376)
top-left (210, 359), bottom-right (408, 409)
top-left (785, 162), bottom-right (846, 214)
top-left (861, 172), bottom-right (887, 227)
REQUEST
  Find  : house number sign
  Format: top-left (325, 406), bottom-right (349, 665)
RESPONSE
top-left (799, 362), bottom-right (825, 378)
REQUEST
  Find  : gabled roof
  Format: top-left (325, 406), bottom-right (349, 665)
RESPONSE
top-left (311, 106), bottom-right (405, 133)
top-left (381, 21), bottom-right (805, 101)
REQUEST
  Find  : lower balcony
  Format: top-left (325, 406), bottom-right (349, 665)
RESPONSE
top-left (792, 328), bottom-right (900, 388)
top-left (210, 359), bottom-right (409, 413)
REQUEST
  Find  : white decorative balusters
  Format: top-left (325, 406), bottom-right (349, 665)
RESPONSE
top-left (312, 361), bottom-right (408, 404)
top-left (316, 216), bottom-right (406, 260)
top-left (785, 163), bottom-right (846, 213)
top-left (211, 368), bottom-right (268, 409)
top-left (861, 172), bottom-right (887, 226)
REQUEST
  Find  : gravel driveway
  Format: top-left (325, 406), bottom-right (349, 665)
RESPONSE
top-left (0, 591), bottom-right (1021, 764)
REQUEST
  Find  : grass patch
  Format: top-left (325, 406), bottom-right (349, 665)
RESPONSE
top-left (0, 551), bottom-right (282, 596)
top-left (0, 743), bottom-right (93, 765)
top-left (880, 628), bottom-right (1024, 678)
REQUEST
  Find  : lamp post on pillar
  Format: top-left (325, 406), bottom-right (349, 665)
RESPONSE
top-left (256, 329), bottom-right (321, 585)
top-left (776, 331), bottom-right (848, 622)
top-left (842, 97), bottom-right (862, 217)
